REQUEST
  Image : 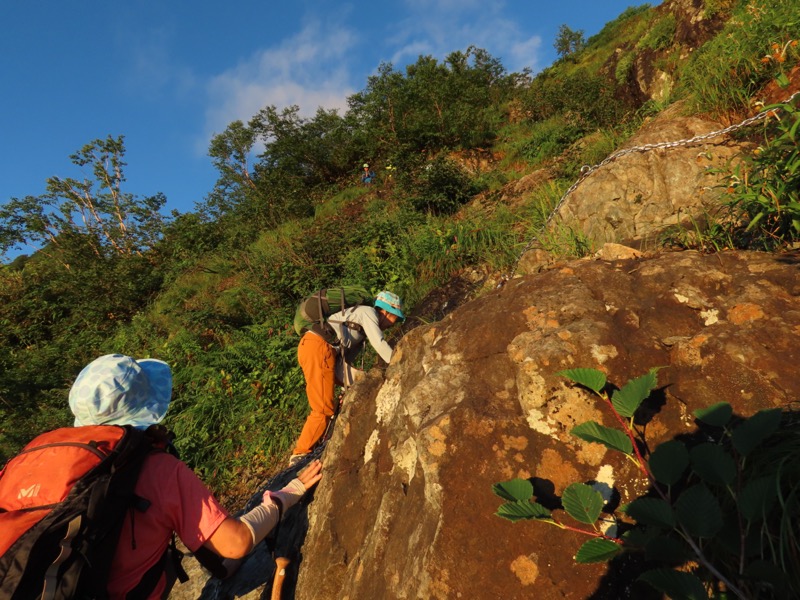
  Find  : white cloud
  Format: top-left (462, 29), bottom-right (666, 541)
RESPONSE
top-left (198, 3), bottom-right (547, 155)
top-left (509, 35), bottom-right (544, 73)
top-left (201, 21), bottom-right (358, 150)
top-left (386, 2), bottom-right (544, 75)
top-left (389, 40), bottom-right (435, 67)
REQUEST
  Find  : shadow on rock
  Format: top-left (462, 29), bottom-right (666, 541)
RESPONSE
top-left (187, 462), bottom-right (317, 600)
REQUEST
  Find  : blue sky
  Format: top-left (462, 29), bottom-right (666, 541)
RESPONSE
top-left (1, 1), bottom-right (652, 233)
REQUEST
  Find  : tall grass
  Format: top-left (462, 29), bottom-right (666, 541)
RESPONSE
top-left (678, 1), bottom-right (800, 118)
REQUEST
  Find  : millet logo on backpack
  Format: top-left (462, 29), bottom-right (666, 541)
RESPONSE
top-left (17, 484), bottom-right (41, 499)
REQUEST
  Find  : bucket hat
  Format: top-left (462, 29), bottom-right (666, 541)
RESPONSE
top-left (69, 354), bottom-right (172, 429)
top-left (375, 290), bottom-right (405, 321)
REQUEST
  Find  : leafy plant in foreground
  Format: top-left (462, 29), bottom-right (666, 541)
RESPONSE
top-left (493, 368), bottom-right (798, 599)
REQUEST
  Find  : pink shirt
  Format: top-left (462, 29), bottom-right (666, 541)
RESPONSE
top-left (107, 452), bottom-right (230, 599)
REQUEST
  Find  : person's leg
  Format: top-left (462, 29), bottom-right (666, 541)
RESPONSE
top-left (293, 333), bottom-right (336, 455)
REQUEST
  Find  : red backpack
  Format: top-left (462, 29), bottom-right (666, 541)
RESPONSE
top-left (0, 425), bottom-right (185, 599)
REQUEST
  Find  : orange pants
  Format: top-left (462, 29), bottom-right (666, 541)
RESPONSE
top-left (293, 332), bottom-right (337, 455)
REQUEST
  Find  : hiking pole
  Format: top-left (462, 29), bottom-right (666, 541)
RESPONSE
top-left (270, 556), bottom-right (290, 600)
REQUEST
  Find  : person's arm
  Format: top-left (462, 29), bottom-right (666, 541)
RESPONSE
top-left (203, 460), bottom-right (323, 558)
top-left (202, 518), bottom-right (253, 559)
top-left (359, 308), bottom-right (393, 363)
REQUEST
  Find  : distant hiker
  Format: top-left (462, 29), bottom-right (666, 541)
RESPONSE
top-left (361, 163), bottom-right (375, 185)
top-left (0, 354), bottom-right (322, 600)
top-left (291, 290), bottom-right (404, 465)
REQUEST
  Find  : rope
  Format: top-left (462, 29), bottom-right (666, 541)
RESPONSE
top-left (499, 91), bottom-right (800, 286)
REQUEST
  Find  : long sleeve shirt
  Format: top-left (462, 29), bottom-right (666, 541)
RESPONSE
top-left (327, 305), bottom-right (393, 364)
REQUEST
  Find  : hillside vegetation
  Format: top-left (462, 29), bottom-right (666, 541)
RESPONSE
top-left (1, 0), bottom-right (798, 502)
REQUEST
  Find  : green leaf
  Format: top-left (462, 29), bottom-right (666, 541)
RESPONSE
top-left (495, 499), bottom-right (552, 522)
top-left (571, 421), bottom-right (633, 455)
top-left (675, 484), bottom-right (723, 538)
top-left (739, 476), bottom-right (778, 521)
top-left (492, 478), bottom-right (533, 502)
top-left (776, 72), bottom-right (790, 89)
top-left (743, 560), bottom-right (790, 592)
top-left (732, 409), bottom-right (782, 456)
top-left (649, 440), bottom-right (689, 485)
top-left (689, 443), bottom-right (736, 486)
top-left (558, 368), bottom-right (606, 393)
top-left (745, 210), bottom-right (766, 232)
top-left (693, 402), bottom-right (732, 427)
top-left (645, 535), bottom-right (690, 563)
top-left (622, 527), bottom-right (661, 549)
top-left (574, 538), bottom-right (621, 563)
top-left (639, 568), bottom-right (708, 600)
top-left (562, 483), bottom-right (604, 524)
top-left (611, 370), bottom-right (659, 418)
top-left (625, 497), bottom-right (675, 528)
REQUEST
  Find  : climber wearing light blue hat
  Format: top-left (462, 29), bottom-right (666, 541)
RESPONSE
top-left (374, 290), bottom-right (405, 321)
top-left (60, 353), bottom-right (323, 598)
top-left (69, 354), bottom-right (173, 429)
top-left (290, 289), bottom-right (405, 465)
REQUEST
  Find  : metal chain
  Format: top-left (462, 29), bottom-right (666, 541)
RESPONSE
top-left (499, 91), bottom-right (800, 285)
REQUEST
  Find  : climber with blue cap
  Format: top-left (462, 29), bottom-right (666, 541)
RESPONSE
top-left (68, 354), bottom-right (322, 599)
top-left (290, 291), bottom-right (404, 465)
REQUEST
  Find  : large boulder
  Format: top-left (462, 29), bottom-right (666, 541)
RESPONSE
top-left (295, 248), bottom-right (800, 599)
top-left (556, 103), bottom-right (751, 246)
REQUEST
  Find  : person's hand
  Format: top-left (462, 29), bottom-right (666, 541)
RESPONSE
top-left (259, 459), bottom-right (323, 517)
top-left (297, 459), bottom-right (322, 491)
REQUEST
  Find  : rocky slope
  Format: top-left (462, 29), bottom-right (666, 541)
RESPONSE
top-left (556, 101), bottom-right (751, 246)
top-left (163, 4), bottom-right (800, 596)
top-left (290, 247), bottom-right (799, 600)
top-left (168, 91), bottom-right (800, 600)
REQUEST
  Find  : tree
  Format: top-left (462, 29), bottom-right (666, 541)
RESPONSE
top-left (348, 48), bottom-right (511, 160)
top-left (205, 106), bottom-right (355, 237)
top-left (0, 136), bottom-right (169, 268)
top-left (554, 24), bottom-right (586, 59)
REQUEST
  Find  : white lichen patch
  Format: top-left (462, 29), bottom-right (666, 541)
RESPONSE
top-left (375, 377), bottom-right (403, 424)
top-left (525, 408), bottom-right (556, 436)
top-left (592, 464), bottom-right (615, 503)
top-left (515, 358), bottom-right (548, 410)
top-left (700, 308), bottom-right (719, 325)
top-left (364, 429), bottom-right (380, 464)
top-left (390, 437), bottom-right (418, 483)
top-left (590, 344), bottom-right (619, 364)
top-left (403, 365), bottom-right (467, 429)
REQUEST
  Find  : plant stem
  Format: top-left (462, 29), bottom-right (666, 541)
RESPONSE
top-left (675, 526), bottom-right (750, 600)
top-left (601, 394), bottom-right (650, 478)
top-left (552, 519), bottom-right (621, 542)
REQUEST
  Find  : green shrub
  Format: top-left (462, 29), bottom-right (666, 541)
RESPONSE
top-left (493, 368), bottom-right (800, 599)
top-left (522, 69), bottom-right (635, 132)
top-left (678, 2), bottom-right (800, 116)
top-left (660, 212), bottom-right (737, 253)
top-left (721, 100), bottom-right (800, 248)
top-left (587, 5), bottom-right (653, 49)
top-left (614, 53), bottom-right (635, 86)
top-left (164, 322), bottom-right (306, 493)
top-left (406, 156), bottom-right (481, 215)
top-left (519, 116), bottom-right (585, 164)
top-left (638, 14), bottom-right (676, 52)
